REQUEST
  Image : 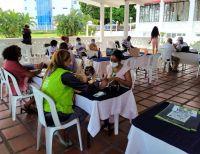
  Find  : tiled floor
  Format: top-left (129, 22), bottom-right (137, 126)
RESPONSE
top-left (0, 65), bottom-right (200, 154)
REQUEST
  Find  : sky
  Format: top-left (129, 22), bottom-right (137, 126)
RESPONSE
top-left (0, 0), bottom-right (23, 12)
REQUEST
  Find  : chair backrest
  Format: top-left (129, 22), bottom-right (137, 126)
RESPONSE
top-left (159, 47), bottom-right (171, 61)
top-left (31, 85), bottom-right (61, 127)
top-left (124, 58), bottom-right (136, 70)
top-left (107, 41), bottom-right (116, 48)
top-left (3, 68), bottom-right (22, 96)
top-left (0, 67), bottom-right (6, 82)
top-left (150, 53), bottom-right (161, 69)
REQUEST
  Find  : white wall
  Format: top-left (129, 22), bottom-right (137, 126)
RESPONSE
top-left (52, 0), bottom-right (71, 17)
top-left (23, 0), bottom-right (37, 18)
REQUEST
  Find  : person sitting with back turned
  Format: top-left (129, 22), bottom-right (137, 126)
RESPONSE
top-left (161, 38), bottom-right (180, 72)
top-left (174, 37), bottom-right (188, 52)
top-left (61, 36), bottom-right (73, 50)
top-left (122, 36), bottom-right (134, 51)
top-left (59, 42), bottom-right (77, 72)
top-left (89, 39), bottom-right (98, 51)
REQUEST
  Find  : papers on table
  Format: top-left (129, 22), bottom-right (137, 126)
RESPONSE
top-left (93, 91), bottom-right (106, 97)
top-left (155, 103), bottom-right (200, 131)
top-left (167, 105), bottom-right (197, 123)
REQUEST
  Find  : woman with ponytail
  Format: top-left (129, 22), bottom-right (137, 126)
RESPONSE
top-left (41, 49), bottom-right (103, 126)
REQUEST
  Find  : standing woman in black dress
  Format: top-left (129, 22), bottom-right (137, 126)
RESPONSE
top-left (22, 25), bottom-right (32, 56)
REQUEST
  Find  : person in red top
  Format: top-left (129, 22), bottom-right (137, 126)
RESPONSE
top-left (2, 45), bottom-right (41, 112)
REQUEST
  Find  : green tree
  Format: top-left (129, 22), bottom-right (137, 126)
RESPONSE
top-left (80, 3), bottom-right (136, 24)
top-left (55, 10), bottom-right (84, 36)
top-left (0, 9), bottom-right (34, 38)
top-left (55, 9), bottom-right (98, 36)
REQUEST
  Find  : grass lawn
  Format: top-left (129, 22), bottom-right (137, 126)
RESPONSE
top-left (31, 33), bottom-right (59, 38)
top-left (0, 31), bottom-right (59, 38)
top-left (0, 31), bottom-right (87, 38)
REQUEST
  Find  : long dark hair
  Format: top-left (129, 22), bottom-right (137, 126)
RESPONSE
top-left (151, 26), bottom-right (159, 38)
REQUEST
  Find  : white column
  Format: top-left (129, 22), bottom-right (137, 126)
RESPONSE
top-left (124, 0), bottom-right (130, 38)
top-left (110, 7), bottom-right (112, 34)
top-left (100, 2), bottom-right (105, 43)
top-left (135, 4), bottom-right (140, 35)
top-left (188, 0), bottom-right (196, 37)
top-left (159, 0), bottom-right (164, 32)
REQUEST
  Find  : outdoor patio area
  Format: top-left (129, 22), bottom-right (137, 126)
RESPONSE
top-left (0, 65), bottom-right (199, 154)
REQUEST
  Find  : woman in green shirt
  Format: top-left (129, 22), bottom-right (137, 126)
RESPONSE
top-left (42, 49), bottom-right (100, 126)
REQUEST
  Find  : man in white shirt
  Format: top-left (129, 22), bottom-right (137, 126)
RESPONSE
top-left (161, 38), bottom-right (180, 72)
top-left (175, 37), bottom-right (188, 52)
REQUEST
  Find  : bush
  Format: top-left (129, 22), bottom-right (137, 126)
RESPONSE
top-left (55, 10), bottom-right (84, 36)
top-left (55, 9), bottom-right (97, 36)
top-left (0, 9), bottom-right (34, 38)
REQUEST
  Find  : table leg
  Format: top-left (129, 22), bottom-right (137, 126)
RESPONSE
top-left (114, 114), bottom-right (119, 135)
top-left (87, 131), bottom-right (91, 148)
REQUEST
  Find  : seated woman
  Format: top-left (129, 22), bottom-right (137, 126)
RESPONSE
top-left (47, 40), bottom-right (58, 59)
top-left (89, 39), bottom-right (98, 51)
top-left (106, 50), bottom-right (132, 88)
top-left (41, 49), bottom-right (106, 126)
top-left (2, 45), bottom-right (42, 112)
top-left (61, 36), bottom-right (73, 50)
top-left (59, 42), bottom-right (77, 72)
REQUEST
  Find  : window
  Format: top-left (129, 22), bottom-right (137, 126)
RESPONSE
top-left (24, 7), bottom-right (27, 10)
top-left (195, 0), bottom-right (200, 21)
top-left (63, 7), bottom-right (68, 9)
top-left (139, 4), bottom-right (160, 22)
top-left (163, 0), bottom-right (189, 22)
top-left (73, 0), bottom-right (77, 4)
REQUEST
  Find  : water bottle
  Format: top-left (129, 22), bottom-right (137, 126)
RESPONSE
top-left (98, 48), bottom-right (101, 58)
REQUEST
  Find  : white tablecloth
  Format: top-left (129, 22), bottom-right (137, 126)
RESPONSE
top-left (75, 90), bottom-right (138, 137)
top-left (125, 125), bottom-right (187, 154)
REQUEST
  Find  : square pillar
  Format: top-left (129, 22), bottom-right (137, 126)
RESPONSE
top-left (100, 2), bottom-right (105, 43)
top-left (187, 0), bottom-right (196, 38)
top-left (159, 0), bottom-right (164, 32)
top-left (135, 4), bottom-right (140, 36)
top-left (124, 0), bottom-right (130, 38)
top-left (110, 7), bottom-right (113, 34)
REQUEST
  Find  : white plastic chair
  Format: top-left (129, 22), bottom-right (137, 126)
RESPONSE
top-left (31, 85), bottom-right (83, 154)
top-left (75, 58), bottom-right (83, 74)
top-left (159, 48), bottom-right (173, 72)
top-left (126, 58), bottom-right (137, 89)
top-left (0, 68), bottom-right (7, 99)
top-left (3, 69), bottom-right (33, 121)
top-left (146, 53), bottom-right (161, 83)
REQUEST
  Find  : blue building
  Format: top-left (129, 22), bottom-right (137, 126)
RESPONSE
top-left (23, 0), bottom-right (80, 30)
